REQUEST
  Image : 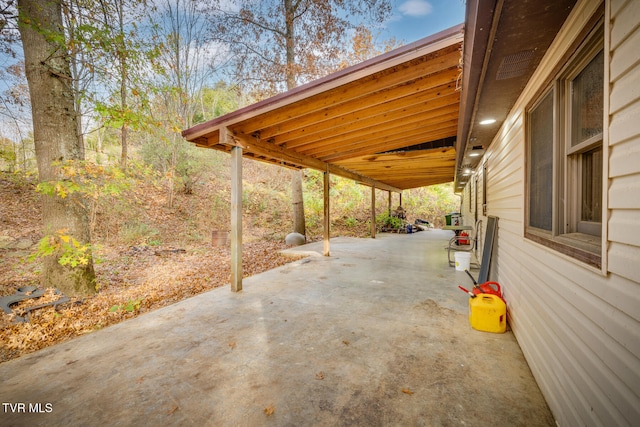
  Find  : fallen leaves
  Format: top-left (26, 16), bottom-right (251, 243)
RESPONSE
top-left (402, 388), bottom-right (415, 395)
top-left (1, 171), bottom-right (312, 364)
top-left (263, 404), bottom-right (275, 416)
top-left (0, 241), bottom-right (305, 363)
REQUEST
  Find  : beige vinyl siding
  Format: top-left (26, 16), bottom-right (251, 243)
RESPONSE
top-left (609, 0), bottom-right (640, 283)
top-left (462, 0), bottom-right (640, 425)
top-left (462, 182), bottom-right (470, 219)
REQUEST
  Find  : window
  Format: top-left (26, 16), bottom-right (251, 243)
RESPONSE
top-left (470, 176), bottom-right (474, 214)
top-left (569, 49), bottom-right (604, 236)
top-left (525, 22), bottom-right (604, 267)
top-left (482, 163), bottom-right (487, 216)
top-left (528, 90), bottom-right (554, 232)
top-left (474, 176), bottom-right (478, 222)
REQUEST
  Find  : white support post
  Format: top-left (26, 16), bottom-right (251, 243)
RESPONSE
top-left (323, 166), bottom-right (330, 256)
top-left (230, 144), bottom-right (243, 292)
top-left (371, 186), bottom-right (376, 239)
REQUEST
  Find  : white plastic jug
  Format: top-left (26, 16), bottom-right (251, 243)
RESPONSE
top-left (454, 252), bottom-right (471, 271)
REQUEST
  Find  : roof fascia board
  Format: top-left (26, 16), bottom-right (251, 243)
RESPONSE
top-left (455, 0), bottom-right (500, 171)
top-left (182, 24), bottom-right (464, 142)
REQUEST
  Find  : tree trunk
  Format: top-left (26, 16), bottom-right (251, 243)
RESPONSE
top-left (285, 0), bottom-right (305, 237)
top-left (70, 47), bottom-right (85, 160)
top-left (291, 169), bottom-right (306, 235)
top-left (96, 129), bottom-right (103, 164)
top-left (118, 1), bottom-right (128, 170)
top-left (18, 0), bottom-right (96, 296)
top-left (120, 122), bottom-right (128, 170)
top-left (284, 0), bottom-right (297, 91)
top-left (168, 143), bottom-right (177, 208)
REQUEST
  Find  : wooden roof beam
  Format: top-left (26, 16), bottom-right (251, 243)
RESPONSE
top-left (182, 27), bottom-right (463, 142)
top-left (229, 47), bottom-right (462, 136)
top-left (286, 100), bottom-right (459, 153)
top-left (234, 67), bottom-right (461, 142)
top-left (217, 127), bottom-right (402, 193)
top-left (313, 120), bottom-right (458, 161)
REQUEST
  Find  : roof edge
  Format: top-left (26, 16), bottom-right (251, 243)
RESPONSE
top-left (454, 0), bottom-right (497, 174)
top-left (182, 23), bottom-right (464, 142)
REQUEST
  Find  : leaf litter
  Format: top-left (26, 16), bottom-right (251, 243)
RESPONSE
top-left (1, 241), bottom-right (304, 363)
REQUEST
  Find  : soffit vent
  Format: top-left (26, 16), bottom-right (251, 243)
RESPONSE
top-left (496, 49), bottom-right (535, 80)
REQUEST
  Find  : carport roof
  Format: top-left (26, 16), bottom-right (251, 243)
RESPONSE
top-left (182, 24), bottom-right (464, 192)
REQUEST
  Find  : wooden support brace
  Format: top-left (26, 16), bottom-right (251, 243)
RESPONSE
top-left (224, 131), bottom-right (401, 193)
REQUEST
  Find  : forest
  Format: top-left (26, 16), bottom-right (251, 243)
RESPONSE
top-left (0, 0), bottom-right (458, 362)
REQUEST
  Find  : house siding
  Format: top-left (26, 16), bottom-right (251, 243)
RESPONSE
top-left (462, 0), bottom-right (640, 425)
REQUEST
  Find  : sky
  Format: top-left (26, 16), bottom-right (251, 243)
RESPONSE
top-left (385, 0), bottom-right (466, 43)
top-left (0, 0), bottom-right (467, 135)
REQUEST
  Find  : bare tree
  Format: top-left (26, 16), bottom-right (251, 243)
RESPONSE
top-left (211, 0), bottom-right (392, 237)
top-left (145, 0), bottom-right (223, 206)
top-left (1, 2), bottom-right (33, 171)
top-left (338, 25), bottom-right (403, 69)
top-left (0, 0), bottom-right (19, 55)
top-left (86, 0), bottom-right (154, 170)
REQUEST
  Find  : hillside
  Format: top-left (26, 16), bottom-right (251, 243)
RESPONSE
top-left (0, 159), bottom-right (457, 362)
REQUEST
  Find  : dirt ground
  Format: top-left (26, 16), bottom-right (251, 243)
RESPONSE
top-left (0, 173), bottom-right (305, 363)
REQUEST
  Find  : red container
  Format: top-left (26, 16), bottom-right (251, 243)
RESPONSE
top-left (459, 231), bottom-right (469, 245)
top-left (475, 282), bottom-right (503, 302)
top-left (458, 282), bottom-right (505, 303)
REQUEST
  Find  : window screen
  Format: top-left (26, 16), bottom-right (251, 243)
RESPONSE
top-left (580, 146), bottom-right (603, 223)
top-left (529, 90), bottom-right (554, 231)
top-left (571, 50), bottom-right (604, 147)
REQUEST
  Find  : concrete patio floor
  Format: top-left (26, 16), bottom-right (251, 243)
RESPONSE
top-left (0, 230), bottom-right (554, 426)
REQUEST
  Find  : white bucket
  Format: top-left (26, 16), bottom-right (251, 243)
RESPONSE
top-left (454, 252), bottom-right (471, 271)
